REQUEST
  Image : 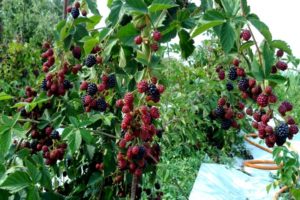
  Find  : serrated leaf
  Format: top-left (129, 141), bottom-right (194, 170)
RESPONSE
top-left (191, 20), bottom-right (225, 38)
top-left (24, 160), bottom-right (41, 183)
top-left (241, 0), bottom-right (250, 15)
top-left (178, 29), bottom-right (195, 59)
top-left (0, 130), bottom-right (11, 159)
top-left (79, 129), bottom-right (94, 144)
top-left (203, 10), bottom-right (226, 21)
top-left (220, 22), bottom-right (236, 54)
top-left (107, 0), bottom-right (124, 25)
top-left (103, 39), bottom-right (118, 57)
top-left (148, 0), bottom-right (178, 12)
top-left (220, 0), bottom-right (240, 17)
top-left (87, 172), bottom-right (103, 186)
top-left (267, 74), bottom-right (286, 84)
top-left (271, 40), bottom-right (292, 55)
top-left (124, 0), bottom-right (148, 14)
top-left (262, 42), bottom-right (275, 77)
top-left (248, 17), bottom-right (272, 43)
top-left (87, 15), bottom-right (102, 30)
top-left (27, 186), bottom-right (40, 200)
top-left (0, 171), bottom-right (31, 193)
top-left (151, 10), bottom-right (167, 28)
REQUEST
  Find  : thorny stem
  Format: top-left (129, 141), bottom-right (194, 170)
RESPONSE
top-left (130, 175), bottom-right (138, 200)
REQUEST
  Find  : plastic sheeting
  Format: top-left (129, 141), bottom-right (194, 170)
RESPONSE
top-left (189, 133), bottom-right (300, 200)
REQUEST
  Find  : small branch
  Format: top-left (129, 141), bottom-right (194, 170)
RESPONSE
top-left (130, 175), bottom-right (138, 200)
top-left (92, 129), bottom-right (120, 139)
top-left (18, 118), bottom-right (40, 124)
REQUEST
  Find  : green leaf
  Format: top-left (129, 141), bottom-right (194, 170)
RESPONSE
top-left (0, 92), bottom-right (13, 101)
top-left (103, 39), bottom-right (118, 57)
top-left (86, 0), bottom-right (100, 15)
top-left (83, 38), bottom-right (98, 56)
top-left (119, 47), bottom-right (126, 68)
top-left (178, 29), bottom-right (195, 59)
top-left (203, 10), bottom-right (226, 21)
top-left (251, 58), bottom-right (264, 81)
top-left (87, 172), bottom-right (103, 186)
top-left (107, 0), bottom-right (124, 25)
top-left (40, 192), bottom-right (64, 200)
top-left (74, 24), bottom-right (89, 42)
top-left (87, 15), bottom-right (102, 30)
top-left (117, 23), bottom-right (138, 46)
top-left (99, 28), bottom-right (112, 41)
top-left (191, 20), bottom-right (225, 38)
top-left (69, 116), bottom-right (79, 128)
top-left (148, 0), bottom-right (178, 12)
top-left (68, 129), bottom-right (82, 154)
top-left (220, 22), bottom-right (236, 54)
top-left (239, 41), bottom-right (254, 52)
top-left (271, 40), bottom-right (292, 55)
top-left (124, 0), bottom-right (148, 14)
top-left (0, 171), bottom-right (31, 193)
top-left (241, 0), bottom-right (250, 15)
top-left (79, 129), bottom-right (94, 144)
top-left (151, 10), bottom-right (167, 28)
top-left (262, 41), bottom-right (275, 77)
top-left (24, 160), bottom-right (41, 183)
top-left (27, 186), bottom-right (40, 200)
top-left (220, 0), bottom-right (240, 17)
top-left (0, 130), bottom-right (11, 158)
top-left (248, 17), bottom-right (272, 42)
top-left (267, 74), bottom-right (286, 84)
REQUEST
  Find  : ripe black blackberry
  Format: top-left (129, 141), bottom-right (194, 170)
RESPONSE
top-left (135, 146), bottom-right (146, 160)
top-left (275, 123), bottom-right (289, 146)
top-left (87, 83), bottom-right (97, 96)
top-left (63, 80), bottom-right (73, 89)
top-left (238, 78), bottom-right (249, 91)
top-left (30, 140), bottom-right (38, 150)
top-left (228, 67), bottom-right (237, 80)
top-left (20, 108), bottom-right (27, 117)
top-left (148, 84), bottom-right (160, 99)
top-left (226, 82), bottom-right (234, 91)
top-left (214, 106), bottom-right (225, 118)
top-left (156, 129), bottom-right (163, 138)
top-left (154, 183), bottom-right (161, 190)
top-left (51, 130), bottom-right (60, 139)
top-left (71, 7), bottom-right (80, 19)
top-left (107, 74), bottom-right (116, 88)
top-left (221, 119), bottom-right (232, 130)
top-left (96, 98), bottom-right (107, 112)
top-left (41, 79), bottom-right (47, 91)
top-left (85, 55), bottom-right (96, 67)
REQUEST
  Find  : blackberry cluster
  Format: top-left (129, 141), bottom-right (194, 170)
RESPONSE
top-left (85, 55), bottom-right (96, 67)
top-left (275, 123), bottom-right (289, 146)
top-left (238, 78), bottom-right (249, 91)
top-left (107, 74), bottom-right (117, 88)
top-left (226, 82), bottom-right (234, 91)
top-left (87, 83), bottom-right (98, 96)
top-left (96, 98), bottom-right (107, 112)
top-left (228, 67), bottom-right (237, 80)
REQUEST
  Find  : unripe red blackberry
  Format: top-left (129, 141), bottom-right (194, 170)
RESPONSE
top-left (124, 92), bottom-right (134, 105)
top-left (116, 99), bottom-right (124, 108)
top-left (224, 109), bottom-right (233, 119)
top-left (81, 9), bottom-right (87, 16)
top-left (74, 2), bottom-right (80, 8)
top-left (151, 43), bottom-right (159, 52)
top-left (276, 49), bottom-right (284, 57)
top-left (236, 67), bottom-right (245, 76)
top-left (257, 94), bottom-right (268, 107)
top-left (137, 80), bottom-right (149, 93)
top-left (252, 121), bottom-right (259, 129)
top-left (241, 29), bottom-right (251, 41)
top-left (261, 114), bottom-right (270, 124)
top-left (289, 125), bottom-right (299, 134)
top-left (268, 94), bottom-right (277, 103)
top-left (43, 42), bottom-right (51, 49)
top-left (134, 35), bottom-right (143, 45)
top-left (265, 126), bottom-right (273, 134)
top-left (264, 86), bottom-right (272, 95)
top-left (152, 30), bottom-right (161, 41)
top-left (248, 79), bottom-right (256, 88)
top-left (67, 6), bottom-right (72, 13)
top-left (286, 116), bottom-right (295, 125)
top-left (218, 98), bottom-right (226, 106)
top-left (232, 58), bottom-right (239, 66)
top-left (253, 112), bottom-right (261, 122)
top-left (80, 81), bottom-right (88, 90)
top-left (150, 106), bottom-right (160, 119)
top-left (276, 61), bottom-right (288, 71)
top-left (72, 46), bottom-right (81, 59)
top-left (282, 101), bottom-right (293, 111)
top-left (157, 84), bottom-right (165, 94)
top-left (218, 70), bottom-right (225, 80)
top-left (278, 104), bottom-right (287, 115)
top-left (246, 107), bottom-right (253, 116)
